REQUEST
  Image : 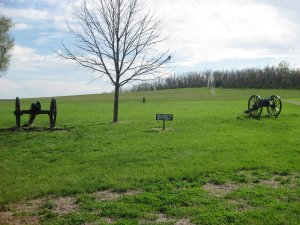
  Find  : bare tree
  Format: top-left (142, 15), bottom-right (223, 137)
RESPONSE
top-left (0, 15), bottom-right (14, 76)
top-left (59, 0), bottom-right (170, 122)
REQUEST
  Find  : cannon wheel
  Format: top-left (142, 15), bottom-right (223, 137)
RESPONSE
top-left (248, 95), bottom-right (262, 117)
top-left (15, 97), bottom-right (21, 128)
top-left (267, 95), bottom-right (282, 117)
top-left (49, 98), bottom-right (57, 128)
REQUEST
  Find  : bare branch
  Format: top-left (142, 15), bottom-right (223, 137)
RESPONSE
top-left (58, 0), bottom-right (170, 122)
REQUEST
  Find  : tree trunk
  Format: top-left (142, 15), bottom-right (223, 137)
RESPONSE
top-left (113, 84), bottom-right (120, 123)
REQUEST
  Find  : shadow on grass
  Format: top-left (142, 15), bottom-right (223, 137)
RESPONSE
top-left (143, 128), bottom-right (176, 133)
top-left (0, 126), bottom-right (75, 133)
top-left (86, 123), bottom-right (107, 127)
top-left (236, 114), bottom-right (278, 120)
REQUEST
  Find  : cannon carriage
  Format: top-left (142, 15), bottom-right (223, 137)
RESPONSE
top-left (14, 97), bottom-right (57, 128)
top-left (244, 95), bottom-right (282, 117)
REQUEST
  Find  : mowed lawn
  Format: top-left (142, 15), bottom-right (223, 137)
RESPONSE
top-left (0, 88), bottom-right (299, 225)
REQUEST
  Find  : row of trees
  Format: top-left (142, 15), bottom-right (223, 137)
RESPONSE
top-left (128, 62), bottom-right (300, 92)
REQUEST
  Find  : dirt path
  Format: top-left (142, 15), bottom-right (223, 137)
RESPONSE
top-left (284, 100), bottom-right (300, 106)
top-left (210, 87), bottom-right (216, 95)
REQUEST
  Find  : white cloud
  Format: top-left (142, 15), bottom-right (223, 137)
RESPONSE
top-left (9, 45), bottom-right (60, 72)
top-left (148, 0), bottom-right (300, 67)
top-left (1, 45), bottom-right (114, 98)
top-left (9, 45), bottom-right (88, 76)
top-left (4, 0), bottom-right (299, 67)
top-left (0, 79), bottom-right (18, 98)
top-left (1, 7), bottom-right (50, 21)
top-left (0, 77), bottom-right (112, 99)
top-left (14, 23), bottom-right (33, 30)
top-left (1, 0), bottom-right (300, 98)
top-left (34, 32), bottom-right (64, 45)
top-left (0, 1), bottom-right (78, 31)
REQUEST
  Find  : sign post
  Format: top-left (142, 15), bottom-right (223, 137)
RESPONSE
top-left (156, 114), bottom-right (173, 130)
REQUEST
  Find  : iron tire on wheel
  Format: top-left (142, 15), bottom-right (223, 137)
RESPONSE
top-left (49, 98), bottom-right (57, 128)
top-left (267, 95), bottom-right (282, 117)
top-left (248, 95), bottom-right (262, 117)
top-left (15, 97), bottom-right (21, 128)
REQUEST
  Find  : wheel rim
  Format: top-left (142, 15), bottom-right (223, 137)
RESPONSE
top-left (267, 95), bottom-right (282, 117)
top-left (15, 97), bottom-right (21, 128)
top-left (248, 95), bottom-right (262, 117)
top-left (50, 99), bottom-right (57, 128)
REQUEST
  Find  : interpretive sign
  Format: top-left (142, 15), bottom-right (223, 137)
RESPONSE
top-left (156, 114), bottom-right (173, 121)
top-left (156, 114), bottom-right (173, 130)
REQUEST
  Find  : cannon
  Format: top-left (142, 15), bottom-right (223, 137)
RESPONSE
top-left (14, 97), bottom-right (57, 128)
top-left (244, 95), bottom-right (282, 117)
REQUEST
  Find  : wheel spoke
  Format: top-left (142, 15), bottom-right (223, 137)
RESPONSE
top-left (248, 95), bottom-right (262, 117)
top-left (266, 95), bottom-right (282, 117)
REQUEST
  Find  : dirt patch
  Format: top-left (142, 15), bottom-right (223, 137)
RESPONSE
top-left (1, 195), bottom-right (78, 224)
top-left (103, 217), bottom-right (115, 224)
top-left (202, 183), bottom-right (239, 197)
top-left (94, 189), bottom-right (140, 201)
top-left (12, 196), bottom-right (78, 215)
top-left (156, 213), bottom-right (175, 223)
top-left (260, 179), bottom-right (279, 189)
top-left (210, 88), bottom-right (216, 96)
top-left (176, 218), bottom-right (195, 225)
top-left (94, 190), bottom-right (120, 201)
top-left (0, 211), bottom-right (39, 225)
top-left (140, 215), bottom-right (195, 225)
top-left (84, 218), bottom-right (114, 225)
top-left (12, 198), bottom-right (44, 213)
top-left (150, 127), bottom-right (175, 132)
top-left (140, 213), bottom-right (176, 224)
top-left (284, 100), bottom-right (300, 106)
top-left (289, 174), bottom-right (300, 189)
top-left (0, 211), bottom-right (15, 225)
top-left (52, 196), bottom-right (78, 215)
top-left (236, 170), bottom-right (300, 188)
top-left (236, 170), bottom-right (262, 183)
top-left (228, 199), bottom-right (253, 212)
top-left (259, 173), bottom-right (299, 189)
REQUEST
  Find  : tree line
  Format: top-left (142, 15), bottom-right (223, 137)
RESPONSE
top-left (127, 61), bottom-right (300, 92)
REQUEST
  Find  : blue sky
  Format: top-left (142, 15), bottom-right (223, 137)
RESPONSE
top-left (0, 0), bottom-right (300, 98)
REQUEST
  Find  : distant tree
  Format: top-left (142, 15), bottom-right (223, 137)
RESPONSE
top-left (0, 15), bottom-right (14, 76)
top-left (60, 0), bottom-right (170, 122)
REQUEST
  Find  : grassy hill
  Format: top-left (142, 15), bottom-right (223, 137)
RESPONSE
top-left (0, 88), bottom-right (299, 224)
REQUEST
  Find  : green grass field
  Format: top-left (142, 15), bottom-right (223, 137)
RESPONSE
top-left (0, 87), bottom-right (299, 225)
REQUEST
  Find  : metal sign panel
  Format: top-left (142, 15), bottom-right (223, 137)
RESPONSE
top-left (156, 114), bottom-right (173, 121)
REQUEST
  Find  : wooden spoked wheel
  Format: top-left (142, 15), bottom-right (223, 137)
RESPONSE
top-left (248, 95), bottom-right (262, 117)
top-left (267, 95), bottom-right (282, 117)
top-left (49, 98), bottom-right (57, 128)
top-left (15, 97), bottom-right (21, 128)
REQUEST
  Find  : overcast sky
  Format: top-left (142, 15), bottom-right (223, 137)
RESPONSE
top-left (0, 0), bottom-right (299, 99)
